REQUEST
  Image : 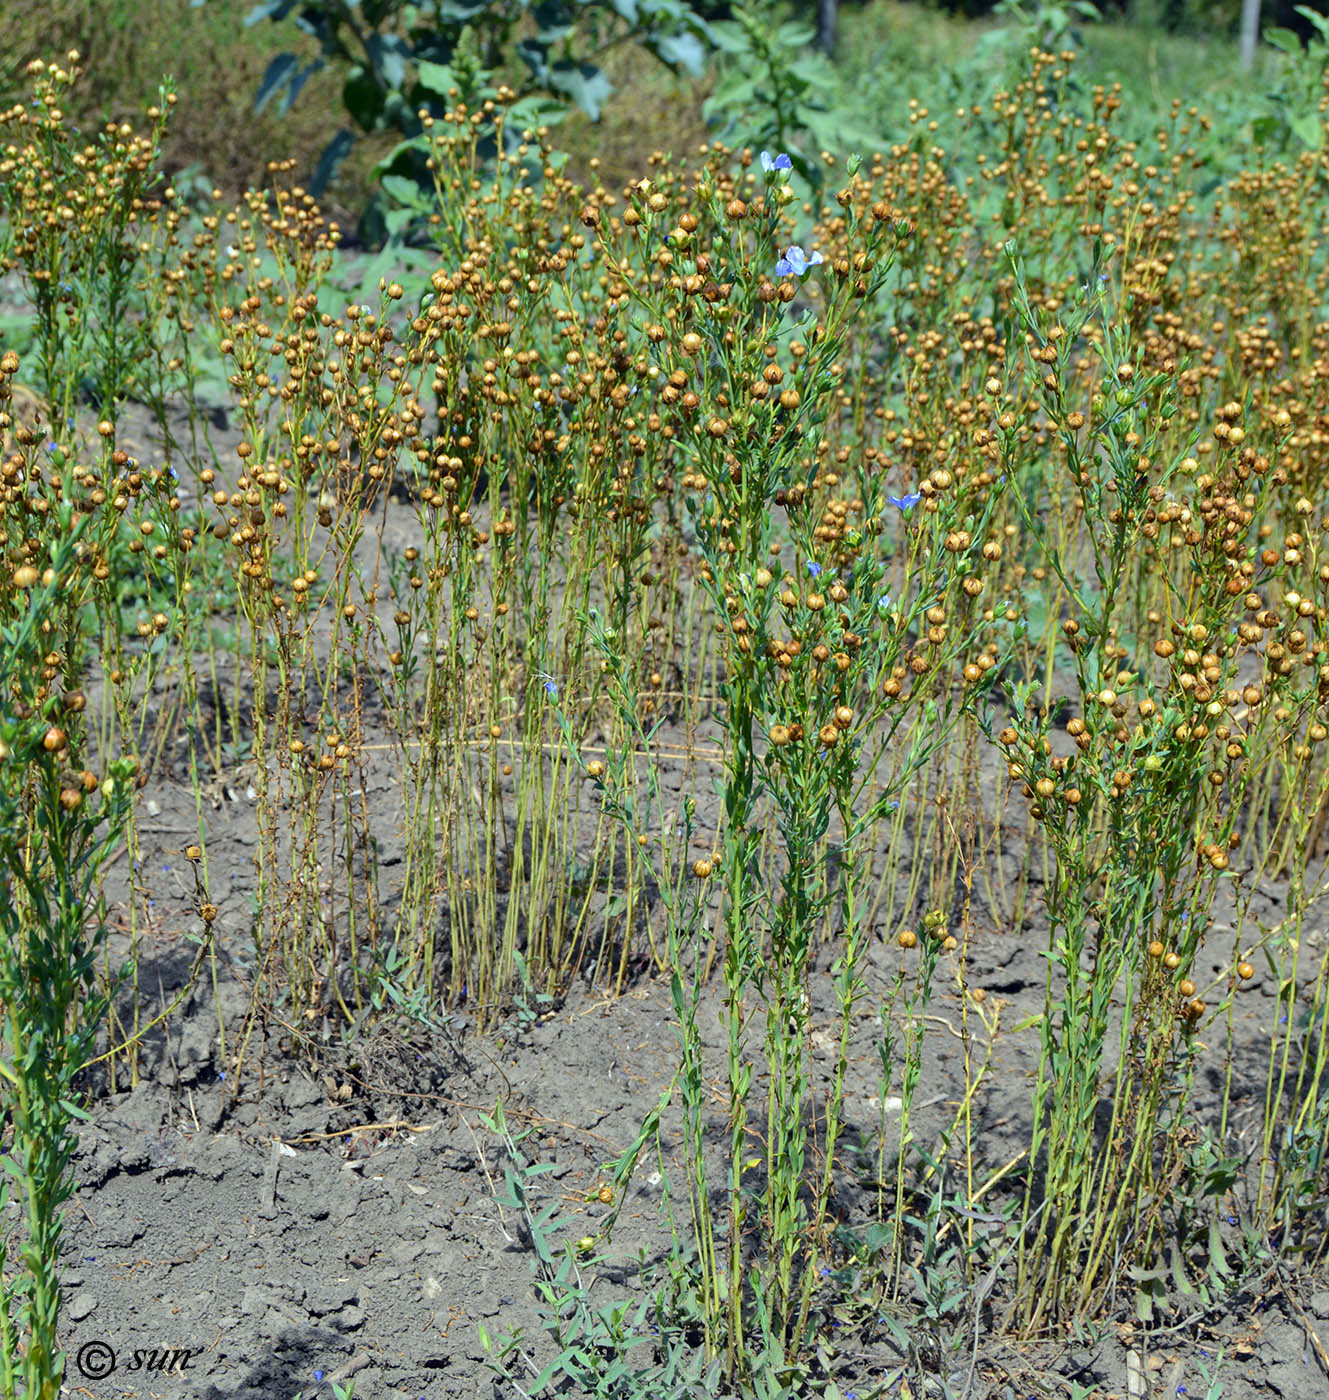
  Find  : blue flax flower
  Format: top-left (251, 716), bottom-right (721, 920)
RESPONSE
top-left (761, 150), bottom-right (792, 173)
top-left (806, 561), bottom-right (822, 576)
top-left (888, 492), bottom-right (922, 512)
top-left (775, 245), bottom-right (823, 278)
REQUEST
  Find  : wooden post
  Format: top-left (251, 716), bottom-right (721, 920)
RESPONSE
top-left (1240, 0), bottom-right (1261, 70)
top-left (816, 0), bottom-right (837, 55)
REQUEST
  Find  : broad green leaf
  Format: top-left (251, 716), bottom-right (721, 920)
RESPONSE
top-left (652, 30), bottom-right (707, 75)
top-left (311, 128), bottom-right (354, 196)
top-left (253, 52), bottom-right (299, 114)
top-left (516, 37), bottom-right (552, 84)
top-left (534, 0), bottom-right (575, 44)
top-left (366, 33), bottom-right (410, 92)
top-left (344, 69), bottom-right (386, 130)
top-left (549, 61), bottom-right (613, 121)
top-left (380, 173), bottom-right (428, 209)
top-left (1290, 113), bottom-right (1323, 149)
top-left (244, 0), bottom-right (295, 25)
top-left (436, 0), bottom-right (491, 20)
top-left (278, 59), bottom-right (323, 116)
top-left (1296, 4), bottom-right (1329, 39)
top-left (1263, 27), bottom-right (1303, 55)
top-left (707, 21), bottom-right (750, 55)
top-left (416, 58), bottom-right (457, 96)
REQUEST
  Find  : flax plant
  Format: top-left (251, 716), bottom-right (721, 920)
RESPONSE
top-left (563, 148), bottom-right (1013, 1384)
top-left (995, 249), bottom-right (1326, 1326)
top-left (0, 354), bottom-right (142, 1398)
top-left (0, 59), bottom-right (176, 433)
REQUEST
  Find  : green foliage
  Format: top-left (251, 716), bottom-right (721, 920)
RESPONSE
top-left (479, 1100), bottom-right (724, 1398)
top-left (991, 0), bottom-right (1102, 51)
top-left (701, 5), bottom-right (879, 189)
top-left (220, 0), bottom-right (712, 210)
top-left (1257, 5), bottom-right (1329, 150)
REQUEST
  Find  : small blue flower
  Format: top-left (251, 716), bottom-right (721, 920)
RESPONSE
top-left (44, 440), bottom-right (57, 454)
top-left (313, 1370), bottom-right (324, 1382)
top-left (761, 150), bottom-right (792, 173)
top-left (819, 1266), bottom-right (832, 1277)
top-left (887, 492), bottom-right (921, 512)
top-left (876, 593), bottom-right (892, 615)
top-left (807, 561), bottom-right (822, 576)
top-left (775, 245), bottom-right (823, 278)
top-left (538, 671), bottom-right (559, 701)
